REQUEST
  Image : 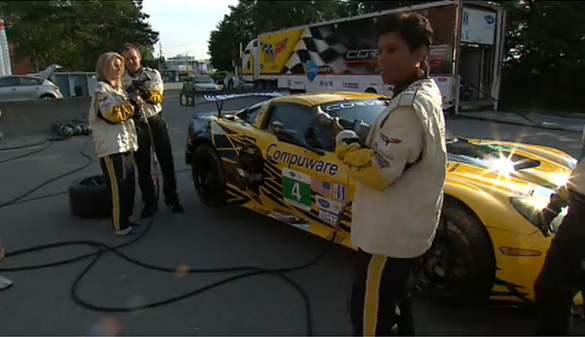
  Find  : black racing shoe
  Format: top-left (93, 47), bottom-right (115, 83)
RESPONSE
top-left (165, 197), bottom-right (184, 213)
top-left (141, 203), bottom-right (158, 219)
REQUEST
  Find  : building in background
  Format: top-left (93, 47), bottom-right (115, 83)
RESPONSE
top-left (160, 54), bottom-right (215, 82)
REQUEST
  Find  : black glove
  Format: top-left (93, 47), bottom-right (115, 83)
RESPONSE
top-left (535, 193), bottom-right (568, 237)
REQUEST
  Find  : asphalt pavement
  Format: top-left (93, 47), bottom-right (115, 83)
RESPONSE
top-left (1, 90), bottom-right (584, 335)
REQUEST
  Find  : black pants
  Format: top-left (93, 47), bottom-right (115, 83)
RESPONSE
top-left (534, 190), bottom-right (585, 335)
top-left (99, 151), bottom-right (135, 231)
top-left (350, 249), bottom-right (419, 336)
top-left (134, 112), bottom-right (178, 206)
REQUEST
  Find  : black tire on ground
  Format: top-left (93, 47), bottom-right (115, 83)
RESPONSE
top-left (191, 144), bottom-right (226, 207)
top-left (415, 199), bottom-right (496, 304)
top-left (365, 87), bottom-right (377, 93)
top-left (179, 93), bottom-right (187, 106)
top-left (69, 175), bottom-right (111, 218)
top-left (40, 94), bottom-right (56, 100)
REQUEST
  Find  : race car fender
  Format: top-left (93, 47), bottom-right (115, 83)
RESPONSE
top-left (185, 116), bottom-right (214, 165)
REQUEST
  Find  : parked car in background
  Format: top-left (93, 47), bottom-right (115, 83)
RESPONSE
top-left (182, 75), bottom-right (220, 93)
top-left (0, 75), bottom-right (63, 102)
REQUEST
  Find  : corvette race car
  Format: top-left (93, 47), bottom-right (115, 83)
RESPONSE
top-left (184, 91), bottom-right (582, 305)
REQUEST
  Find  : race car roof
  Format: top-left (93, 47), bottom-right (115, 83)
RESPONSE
top-left (272, 91), bottom-right (386, 107)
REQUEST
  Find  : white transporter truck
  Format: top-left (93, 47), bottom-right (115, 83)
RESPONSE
top-left (225, 0), bottom-right (507, 113)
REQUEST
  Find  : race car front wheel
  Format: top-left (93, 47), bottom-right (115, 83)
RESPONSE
top-left (191, 144), bottom-right (226, 207)
top-left (415, 200), bottom-right (496, 305)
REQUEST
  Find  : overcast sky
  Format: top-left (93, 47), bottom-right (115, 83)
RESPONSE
top-left (142, 0), bottom-right (239, 60)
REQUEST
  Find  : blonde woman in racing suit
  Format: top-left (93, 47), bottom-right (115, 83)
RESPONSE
top-left (331, 12), bottom-right (446, 336)
top-left (88, 52), bottom-right (140, 236)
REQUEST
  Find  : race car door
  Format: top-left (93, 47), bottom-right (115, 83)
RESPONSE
top-left (253, 101), bottom-right (352, 234)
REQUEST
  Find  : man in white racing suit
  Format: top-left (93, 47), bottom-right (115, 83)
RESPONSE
top-left (331, 12), bottom-right (447, 336)
top-left (121, 43), bottom-right (184, 218)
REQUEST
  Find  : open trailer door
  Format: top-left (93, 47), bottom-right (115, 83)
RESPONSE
top-left (455, 1), bottom-right (506, 112)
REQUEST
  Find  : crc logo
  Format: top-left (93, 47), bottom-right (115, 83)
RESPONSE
top-left (346, 49), bottom-right (378, 60)
top-left (484, 15), bottom-right (495, 24)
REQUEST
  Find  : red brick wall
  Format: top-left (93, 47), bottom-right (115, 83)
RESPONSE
top-left (9, 43), bottom-right (36, 75)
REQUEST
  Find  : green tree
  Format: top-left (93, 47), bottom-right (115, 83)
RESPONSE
top-left (338, 0), bottom-right (431, 16)
top-left (0, 0), bottom-right (159, 71)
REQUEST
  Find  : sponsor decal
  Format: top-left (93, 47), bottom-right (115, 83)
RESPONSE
top-left (319, 210), bottom-right (338, 226)
top-left (274, 38), bottom-right (289, 54)
top-left (380, 133), bottom-right (402, 146)
top-left (346, 49), bottom-right (378, 60)
top-left (267, 144), bottom-right (339, 176)
top-left (333, 183), bottom-right (347, 202)
top-left (484, 15), bottom-right (495, 25)
top-left (323, 100), bottom-right (385, 112)
top-left (315, 195), bottom-right (343, 214)
top-left (305, 60), bottom-right (318, 82)
top-left (343, 82), bottom-right (359, 89)
top-left (292, 223), bottom-right (310, 230)
top-left (373, 149), bottom-right (390, 169)
top-left (311, 178), bottom-right (332, 197)
top-left (282, 168), bottom-right (312, 210)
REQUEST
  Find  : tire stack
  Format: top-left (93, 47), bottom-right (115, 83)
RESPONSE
top-left (51, 119), bottom-right (91, 138)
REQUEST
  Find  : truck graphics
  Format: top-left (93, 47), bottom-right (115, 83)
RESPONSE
top-left (233, 0), bottom-right (506, 113)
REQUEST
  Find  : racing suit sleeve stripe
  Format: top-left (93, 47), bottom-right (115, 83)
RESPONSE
top-left (103, 156), bottom-right (121, 231)
top-left (144, 89), bottom-right (163, 104)
top-left (144, 70), bottom-right (164, 104)
top-left (336, 106), bottom-right (424, 191)
top-left (97, 93), bottom-right (134, 123)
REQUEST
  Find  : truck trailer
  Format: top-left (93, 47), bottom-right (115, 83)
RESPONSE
top-left (225, 0), bottom-right (506, 113)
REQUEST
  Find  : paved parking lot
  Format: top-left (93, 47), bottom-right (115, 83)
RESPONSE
top-left (0, 92), bottom-right (584, 335)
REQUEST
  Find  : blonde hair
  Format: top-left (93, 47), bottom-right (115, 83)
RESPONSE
top-left (95, 52), bottom-right (124, 88)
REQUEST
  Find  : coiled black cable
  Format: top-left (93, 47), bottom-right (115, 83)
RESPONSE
top-left (0, 135), bottom-right (339, 335)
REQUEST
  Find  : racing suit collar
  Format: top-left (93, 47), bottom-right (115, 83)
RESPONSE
top-left (127, 66), bottom-right (143, 78)
top-left (393, 69), bottom-right (427, 96)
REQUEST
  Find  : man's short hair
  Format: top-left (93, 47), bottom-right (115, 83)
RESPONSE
top-left (121, 42), bottom-right (141, 56)
top-left (374, 12), bottom-right (434, 52)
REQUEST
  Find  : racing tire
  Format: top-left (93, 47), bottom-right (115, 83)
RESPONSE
top-left (179, 93), bottom-right (187, 107)
top-left (191, 144), bottom-right (226, 207)
top-left (415, 200), bottom-right (496, 305)
top-left (69, 175), bottom-right (111, 218)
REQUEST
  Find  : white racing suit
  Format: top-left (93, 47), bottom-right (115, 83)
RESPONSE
top-left (88, 81), bottom-right (138, 233)
top-left (335, 78), bottom-right (447, 336)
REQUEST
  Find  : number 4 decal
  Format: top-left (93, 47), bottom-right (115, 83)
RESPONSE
top-left (282, 168), bottom-right (312, 211)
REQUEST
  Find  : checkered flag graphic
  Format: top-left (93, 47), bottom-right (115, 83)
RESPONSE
top-left (260, 41), bottom-right (275, 63)
top-left (282, 26), bottom-right (349, 75)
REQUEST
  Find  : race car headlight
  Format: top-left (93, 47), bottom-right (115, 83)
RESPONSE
top-left (510, 189), bottom-right (569, 232)
top-left (509, 196), bottom-right (546, 226)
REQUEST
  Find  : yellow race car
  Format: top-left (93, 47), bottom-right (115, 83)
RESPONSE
top-left (184, 91), bottom-right (582, 306)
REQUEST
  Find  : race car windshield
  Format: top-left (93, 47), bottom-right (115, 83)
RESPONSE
top-left (319, 99), bottom-right (388, 126)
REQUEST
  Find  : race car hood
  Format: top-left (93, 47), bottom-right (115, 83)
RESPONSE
top-left (446, 138), bottom-right (576, 196)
